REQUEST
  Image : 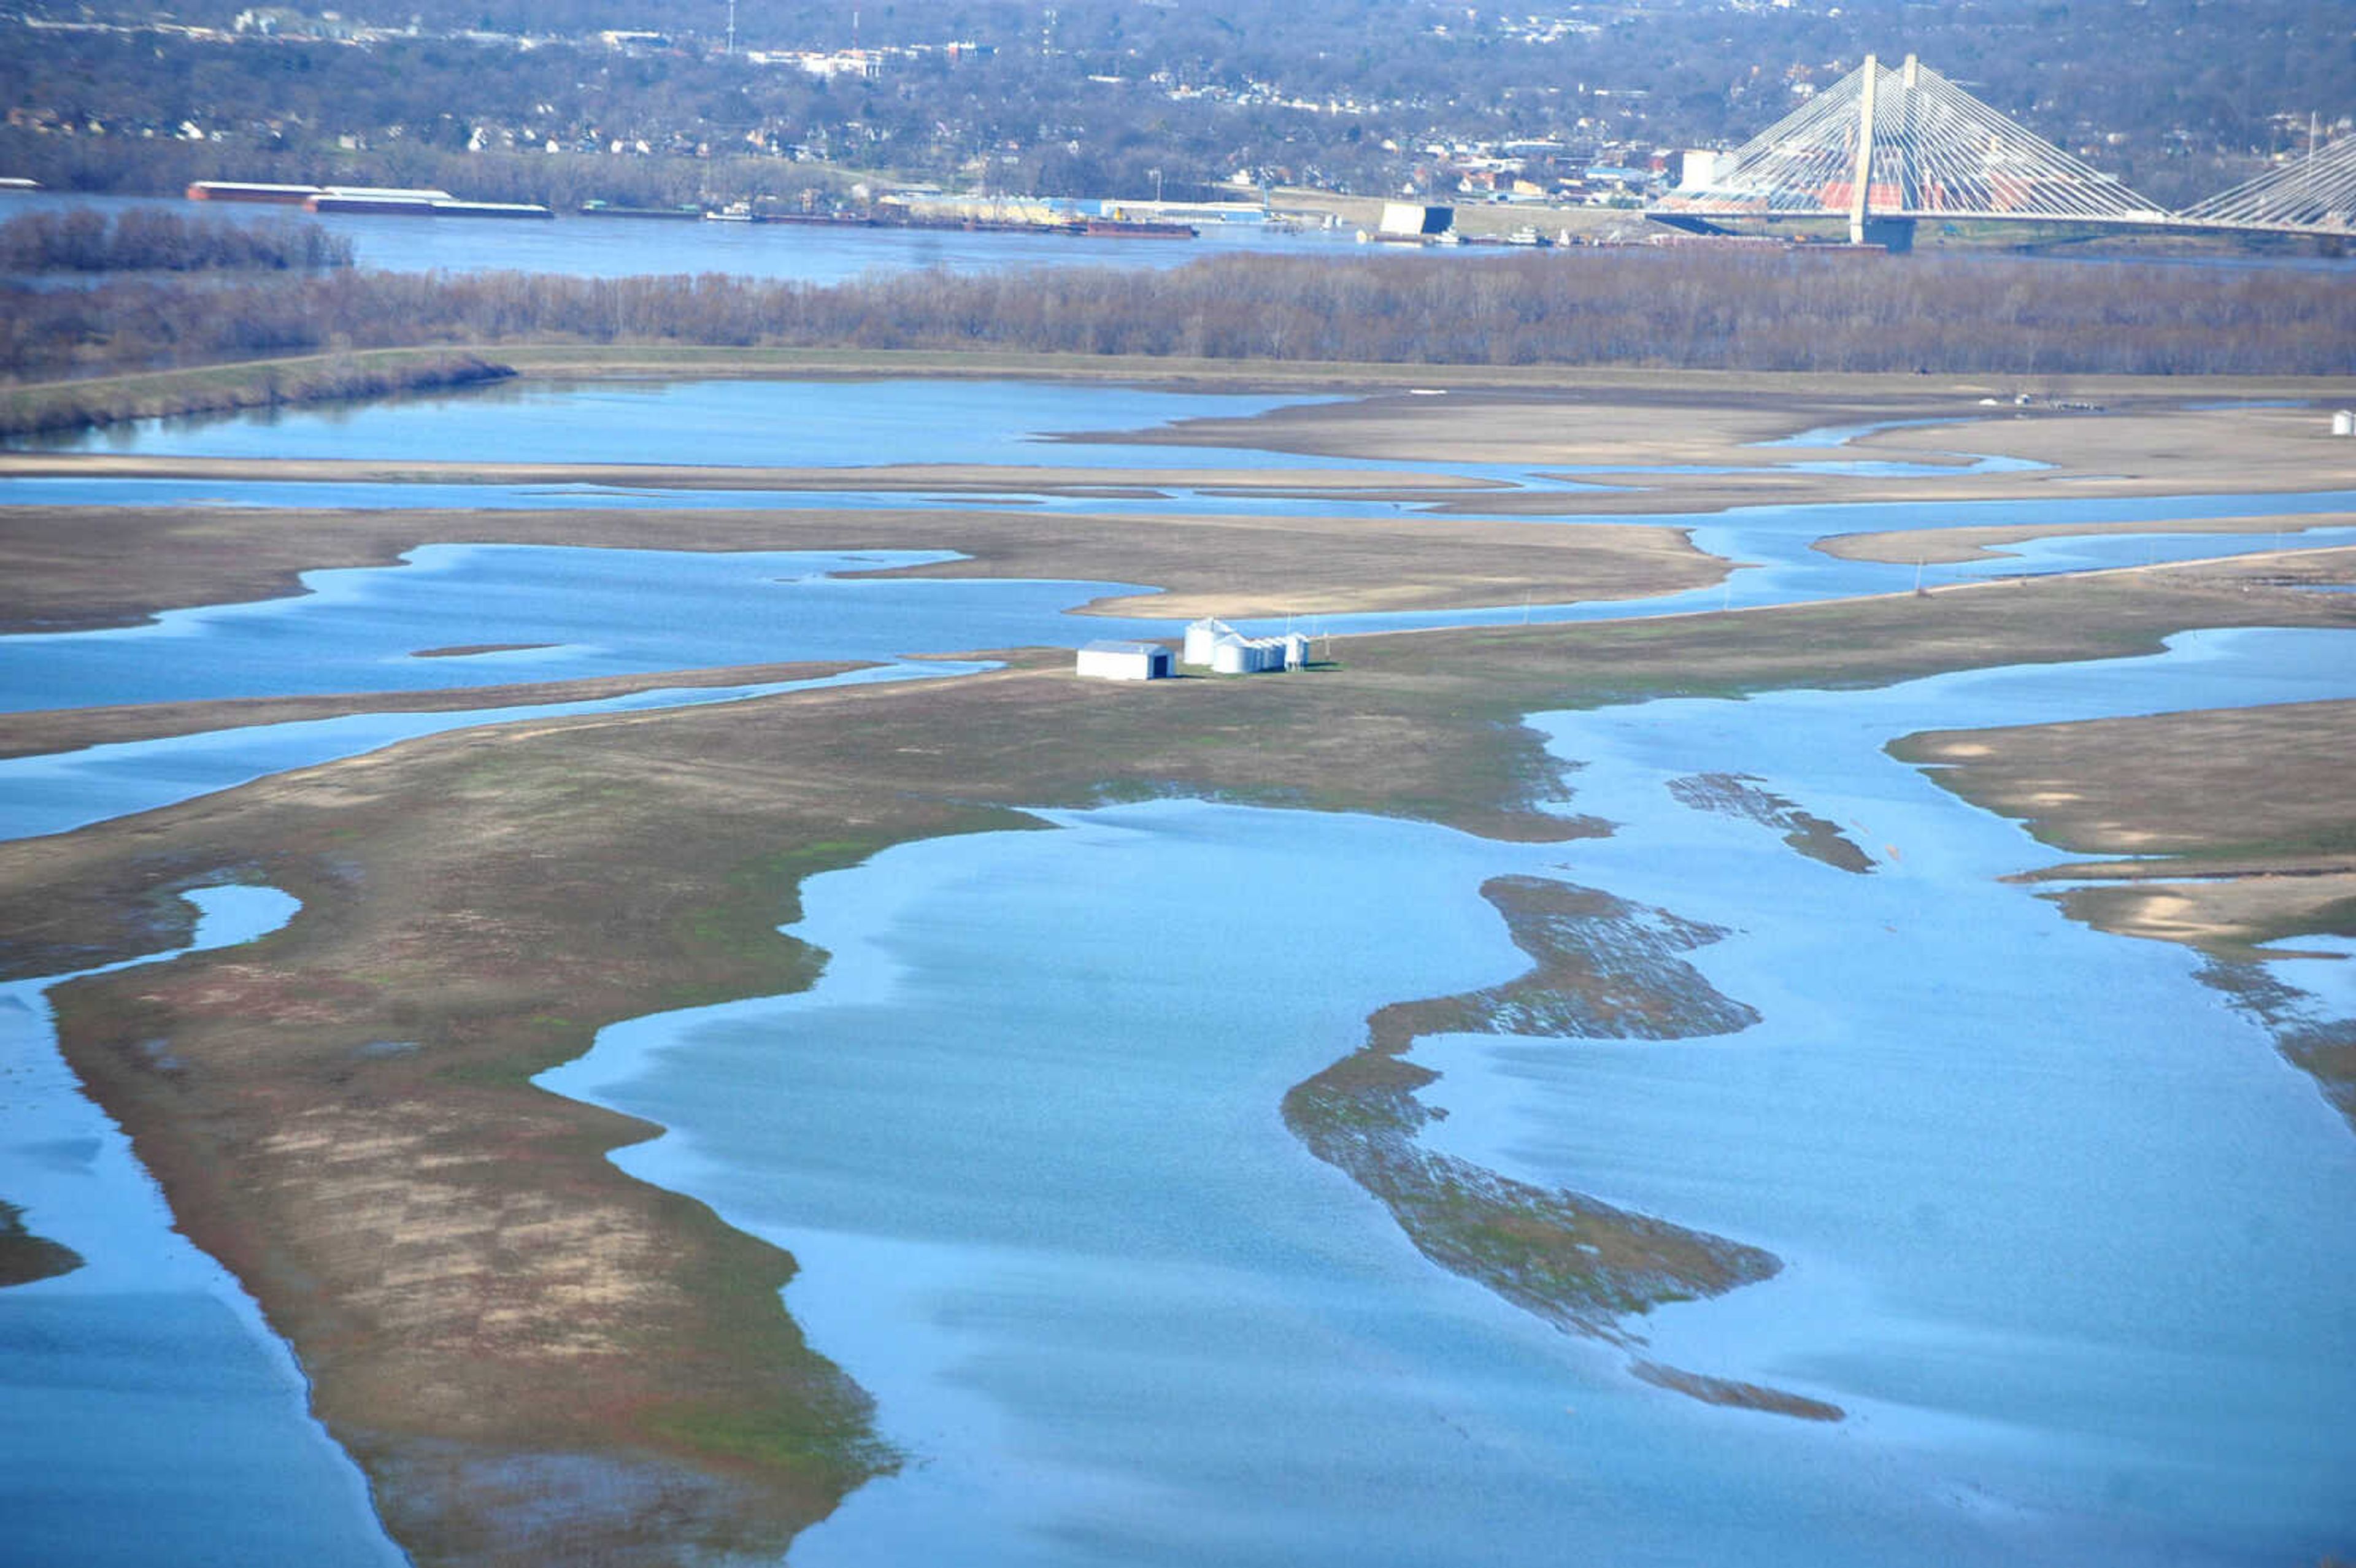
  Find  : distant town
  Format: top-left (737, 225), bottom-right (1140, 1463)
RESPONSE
top-left (4, 0), bottom-right (2348, 217)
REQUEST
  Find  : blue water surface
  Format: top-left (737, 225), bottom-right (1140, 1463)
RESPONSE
top-left (0, 544), bottom-right (1153, 714)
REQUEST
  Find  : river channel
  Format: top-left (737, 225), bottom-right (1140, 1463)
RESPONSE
top-left (2, 378), bottom-right (2352, 1563)
top-left (1, 188), bottom-right (1363, 285)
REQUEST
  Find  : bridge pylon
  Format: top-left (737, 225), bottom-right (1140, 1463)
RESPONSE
top-left (2181, 133), bottom-right (2356, 236)
top-left (1654, 53), bottom-right (2168, 242)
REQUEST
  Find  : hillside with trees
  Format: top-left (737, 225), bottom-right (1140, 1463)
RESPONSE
top-left (2, 0), bottom-right (2348, 211)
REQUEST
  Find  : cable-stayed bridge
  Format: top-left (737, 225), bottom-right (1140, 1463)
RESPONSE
top-left (1650, 54), bottom-right (2354, 250)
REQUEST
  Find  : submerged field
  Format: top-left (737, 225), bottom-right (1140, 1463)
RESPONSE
top-left (1, 368), bottom-right (2354, 1565)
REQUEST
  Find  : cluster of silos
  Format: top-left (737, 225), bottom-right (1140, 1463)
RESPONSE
top-left (1182, 618), bottom-right (1311, 674)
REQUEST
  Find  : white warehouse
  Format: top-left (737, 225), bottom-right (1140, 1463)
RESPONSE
top-left (1075, 640), bottom-right (1175, 681)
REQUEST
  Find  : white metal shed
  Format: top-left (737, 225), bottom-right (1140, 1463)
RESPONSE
top-left (1076, 640), bottom-right (1174, 681)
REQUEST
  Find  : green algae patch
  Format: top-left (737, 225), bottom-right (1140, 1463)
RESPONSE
top-left (648, 1399), bottom-right (901, 1496)
top-left (1286, 875), bottom-right (1777, 1342)
top-left (0, 1199), bottom-right (83, 1288)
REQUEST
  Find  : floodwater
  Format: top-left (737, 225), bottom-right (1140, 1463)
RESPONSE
top-left (0, 886), bottom-right (404, 1567)
top-left (6, 377), bottom-right (1352, 467)
top-left (4, 376), bottom-right (2354, 1564)
top-left (0, 660), bottom-right (990, 844)
top-left (543, 631), bottom-right (2356, 1568)
top-left (0, 544), bottom-right (1148, 713)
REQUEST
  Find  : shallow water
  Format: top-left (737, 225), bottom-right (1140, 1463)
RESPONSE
top-left (1417, 626), bottom-right (2356, 1560)
top-left (0, 660), bottom-right (986, 843)
top-left (8, 377), bottom-right (1352, 467)
top-left (0, 886), bottom-right (404, 1567)
top-left (541, 626), bottom-right (2356, 1567)
top-left (546, 805), bottom-right (1921, 1567)
top-left (8, 379), bottom-right (2352, 717)
top-left (0, 544), bottom-right (1145, 713)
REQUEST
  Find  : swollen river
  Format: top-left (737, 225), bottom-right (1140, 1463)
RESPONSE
top-left (3, 380), bottom-right (2352, 1564)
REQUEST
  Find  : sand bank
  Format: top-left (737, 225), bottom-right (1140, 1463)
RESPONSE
top-left (1087, 389), bottom-right (2356, 517)
top-left (1818, 510), bottom-right (2356, 564)
top-left (0, 501), bottom-right (1719, 638)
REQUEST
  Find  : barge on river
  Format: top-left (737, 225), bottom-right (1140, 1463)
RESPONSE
top-left (187, 181), bottom-right (552, 218)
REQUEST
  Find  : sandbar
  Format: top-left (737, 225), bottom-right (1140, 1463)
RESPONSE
top-left (1821, 511), bottom-right (2356, 564)
top-left (0, 501), bottom-right (1721, 639)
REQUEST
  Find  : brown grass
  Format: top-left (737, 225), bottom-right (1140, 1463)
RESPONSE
top-left (1895, 696), bottom-right (2356, 950)
top-left (0, 496), bottom-right (1707, 640)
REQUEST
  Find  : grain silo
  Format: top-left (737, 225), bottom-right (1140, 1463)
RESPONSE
top-left (1184, 618), bottom-right (1235, 666)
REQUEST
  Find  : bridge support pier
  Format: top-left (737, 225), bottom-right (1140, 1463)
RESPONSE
top-left (1851, 215), bottom-right (1917, 252)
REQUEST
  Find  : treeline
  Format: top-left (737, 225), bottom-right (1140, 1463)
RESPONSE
top-left (7, 249), bottom-right (2354, 386)
top-left (0, 208), bottom-right (354, 273)
top-left (0, 352), bottom-right (512, 439)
